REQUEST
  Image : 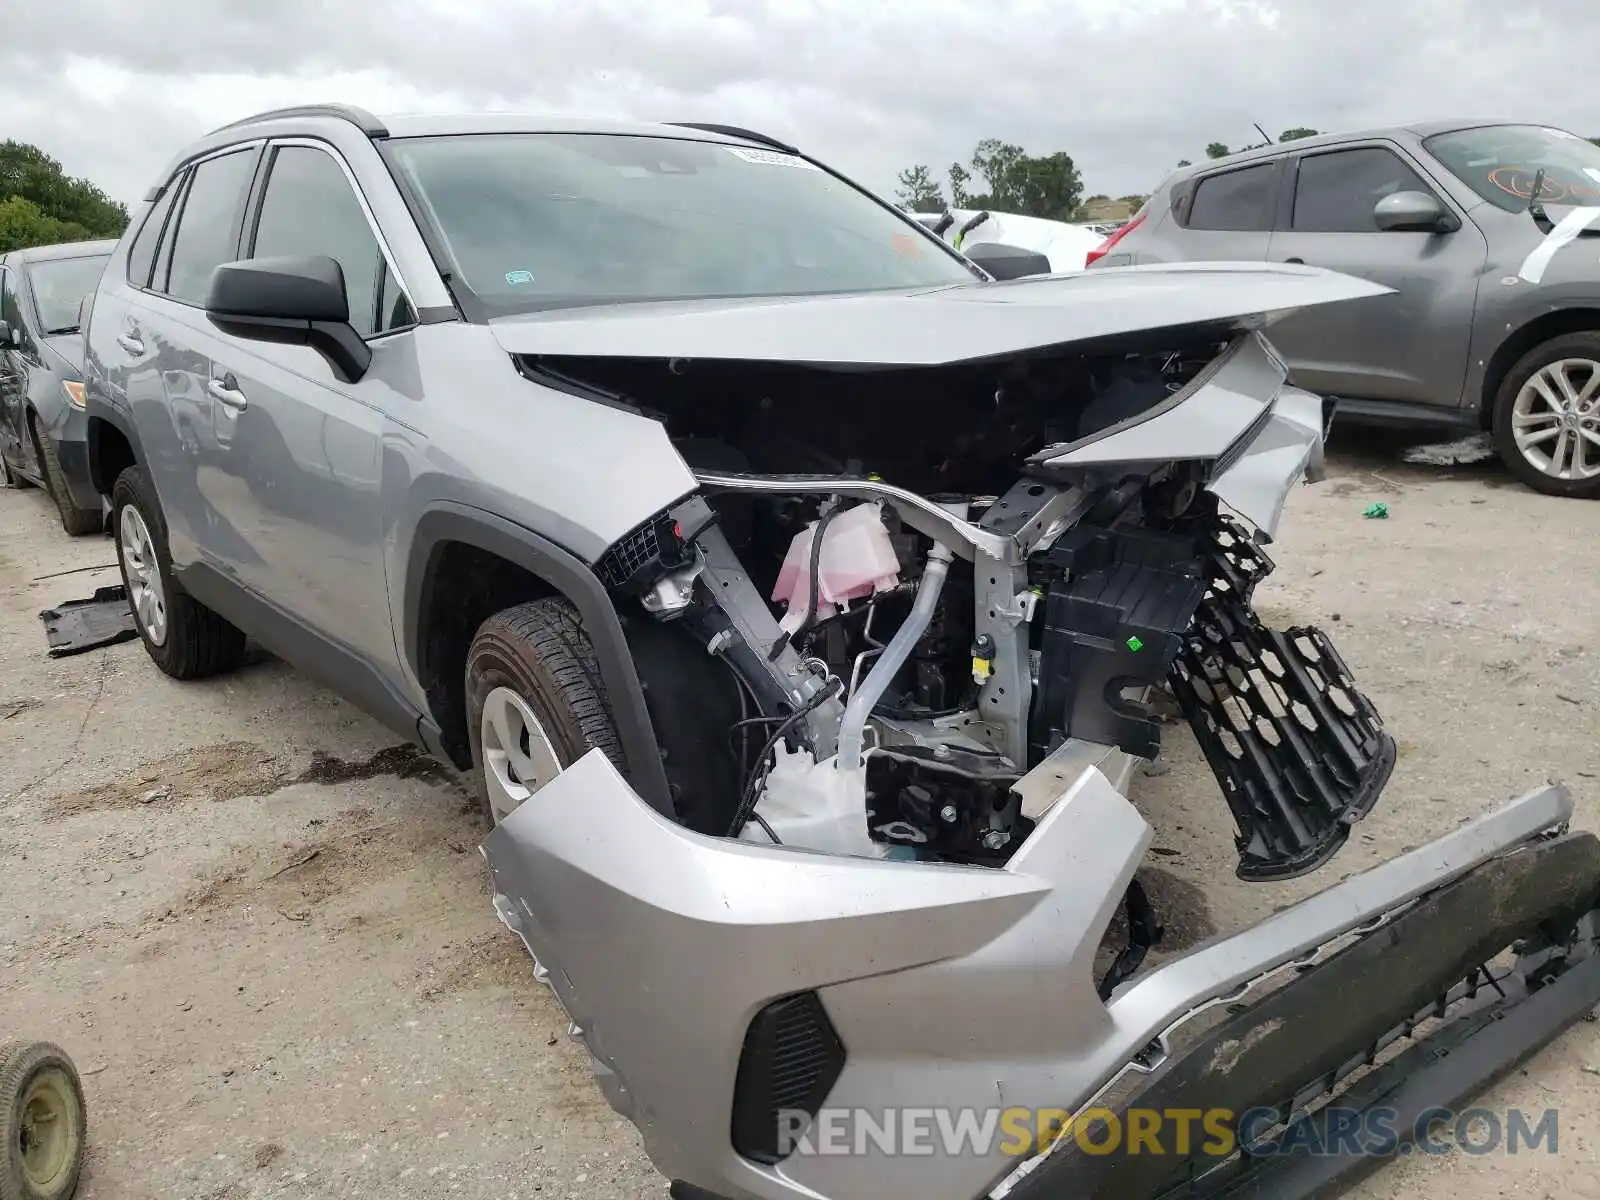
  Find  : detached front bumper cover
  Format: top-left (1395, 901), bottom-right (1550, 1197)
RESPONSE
top-left (483, 737), bottom-right (1580, 1200)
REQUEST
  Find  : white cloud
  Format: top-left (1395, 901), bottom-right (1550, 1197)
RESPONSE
top-left (3, 0), bottom-right (1596, 210)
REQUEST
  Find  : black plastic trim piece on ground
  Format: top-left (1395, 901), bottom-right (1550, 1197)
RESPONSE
top-left (1006, 829), bottom-right (1600, 1200)
top-left (1168, 517), bottom-right (1396, 881)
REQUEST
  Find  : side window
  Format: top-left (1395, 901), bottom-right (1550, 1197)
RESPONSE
top-left (152, 171), bottom-right (191, 295)
top-left (1291, 147), bottom-right (1437, 233)
top-left (1, 267), bottom-right (23, 338)
top-left (1187, 164), bottom-right (1275, 232)
top-left (164, 150), bottom-right (257, 306)
top-left (126, 178), bottom-right (183, 288)
top-left (250, 145), bottom-right (411, 339)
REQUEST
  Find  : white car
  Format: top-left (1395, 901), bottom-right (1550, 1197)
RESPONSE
top-left (908, 208), bottom-right (1106, 272)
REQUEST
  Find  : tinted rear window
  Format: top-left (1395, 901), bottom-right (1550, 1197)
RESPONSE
top-left (1187, 164), bottom-right (1275, 231)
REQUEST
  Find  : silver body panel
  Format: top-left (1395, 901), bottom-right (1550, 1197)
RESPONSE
top-left (489, 263), bottom-right (1389, 367)
top-left (484, 745), bottom-right (1571, 1200)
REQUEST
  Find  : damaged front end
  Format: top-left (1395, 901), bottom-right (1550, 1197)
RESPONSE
top-left (478, 264), bottom-right (1592, 1200)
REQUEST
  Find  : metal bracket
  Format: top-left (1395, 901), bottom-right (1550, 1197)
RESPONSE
top-left (694, 525), bottom-right (844, 756)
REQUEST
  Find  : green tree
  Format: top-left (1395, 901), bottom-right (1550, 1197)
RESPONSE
top-left (1279, 127), bottom-right (1319, 142)
top-left (1118, 193), bottom-right (1149, 211)
top-left (948, 161), bottom-right (977, 208)
top-left (1205, 142), bottom-right (1232, 160)
top-left (0, 140), bottom-right (128, 253)
top-left (0, 195), bottom-right (93, 254)
top-left (895, 164), bottom-right (946, 212)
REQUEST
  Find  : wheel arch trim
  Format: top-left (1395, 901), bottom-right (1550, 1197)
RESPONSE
top-left (401, 502), bottom-right (675, 818)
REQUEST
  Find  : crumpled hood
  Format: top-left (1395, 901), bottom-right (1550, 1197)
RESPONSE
top-left (488, 261), bottom-right (1392, 367)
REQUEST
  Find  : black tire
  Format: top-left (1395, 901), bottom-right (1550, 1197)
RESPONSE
top-left (1491, 331), bottom-right (1600, 499)
top-left (111, 464), bottom-right (247, 679)
top-left (465, 598), bottom-right (625, 826)
top-left (0, 1039), bottom-right (86, 1200)
top-left (30, 414), bottom-right (102, 536)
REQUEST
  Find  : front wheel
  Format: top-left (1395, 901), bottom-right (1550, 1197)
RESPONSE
top-left (1491, 332), bottom-right (1600, 498)
top-left (30, 416), bottom-right (102, 536)
top-left (465, 598), bottom-right (626, 827)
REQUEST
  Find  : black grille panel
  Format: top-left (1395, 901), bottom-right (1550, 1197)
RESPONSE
top-left (595, 517), bottom-right (665, 591)
top-left (730, 991), bottom-right (847, 1165)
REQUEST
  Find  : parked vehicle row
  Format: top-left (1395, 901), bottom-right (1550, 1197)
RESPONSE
top-left (1086, 120), bottom-right (1600, 497)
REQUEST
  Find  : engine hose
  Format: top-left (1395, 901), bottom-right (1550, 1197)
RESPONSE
top-left (835, 542), bottom-right (954, 771)
top-left (768, 502), bottom-right (841, 661)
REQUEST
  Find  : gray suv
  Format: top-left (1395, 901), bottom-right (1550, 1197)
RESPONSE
top-left (1088, 120), bottom-right (1600, 497)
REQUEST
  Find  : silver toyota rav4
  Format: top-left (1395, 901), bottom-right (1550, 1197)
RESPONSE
top-left (82, 107), bottom-right (1596, 1200)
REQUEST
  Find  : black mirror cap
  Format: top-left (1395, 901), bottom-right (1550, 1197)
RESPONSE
top-left (1374, 190), bottom-right (1457, 234)
top-left (205, 256), bottom-right (370, 383)
top-left (207, 255), bottom-right (350, 324)
top-left (965, 241), bottom-right (1054, 280)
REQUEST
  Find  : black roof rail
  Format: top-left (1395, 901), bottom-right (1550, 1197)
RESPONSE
top-left (208, 104), bottom-right (389, 139)
top-left (668, 122), bottom-right (797, 155)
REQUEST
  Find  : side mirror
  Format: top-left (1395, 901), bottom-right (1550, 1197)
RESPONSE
top-left (964, 241), bottom-right (1054, 280)
top-left (0, 320), bottom-right (13, 348)
top-left (1374, 190), bottom-right (1457, 233)
top-left (205, 255), bottom-right (371, 382)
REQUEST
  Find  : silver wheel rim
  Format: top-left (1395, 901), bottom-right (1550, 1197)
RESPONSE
top-left (118, 504), bottom-right (168, 647)
top-left (480, 686), bottom-right (563, 824)
top-left (1512, 358), bottom-right (1600, 481)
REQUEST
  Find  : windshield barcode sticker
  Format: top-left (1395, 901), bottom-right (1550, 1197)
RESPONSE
top-left (725, 146), bottom-right (818, 169)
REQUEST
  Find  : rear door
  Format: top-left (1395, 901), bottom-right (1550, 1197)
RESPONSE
top-left (116, 144), bottom-right (263, 569)
top-left (1263, 142), bottom-right (1489, 406)
top-left (1141, 160), bottom-right (1279, 264)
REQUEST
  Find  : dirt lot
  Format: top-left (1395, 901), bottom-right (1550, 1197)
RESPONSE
top-left (2, 435), bottom-right (1598, 1200)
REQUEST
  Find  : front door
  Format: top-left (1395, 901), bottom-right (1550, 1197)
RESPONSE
top-left (1263, 143), bottom-right (1489, 407)
top-left (201, 140), bottom-right (416, 674)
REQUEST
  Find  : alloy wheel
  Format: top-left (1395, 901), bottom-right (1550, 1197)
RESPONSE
top-left (480, 686), bottom-right (563, 825)
top-left (118, 504), bottom-right (168, 646)
top-left (1511, 358), bottom-right (1600, 482)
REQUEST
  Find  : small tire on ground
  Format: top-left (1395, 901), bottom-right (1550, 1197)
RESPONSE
top-left (111, 464), bottom-right (246, 680)
top-left (1491, 330), bottom-right (1600, 499)
top-left (0, 1039), bottom-right (87, 1200)
top-left (465, 598), bottom-right (626, 826)
top-left (30, 415), bottom-right (102, 536)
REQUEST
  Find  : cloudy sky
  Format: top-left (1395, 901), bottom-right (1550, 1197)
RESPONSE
top-left (3, 0), bottom-right (1592, 211)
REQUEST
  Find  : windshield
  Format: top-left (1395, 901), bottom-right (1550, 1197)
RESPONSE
top-left (1424, 125), bottom-right (1600, 212)
top-left (25, 253), bottom-right (111, 334)
top-left (386, 133), bottom-right (978, 314)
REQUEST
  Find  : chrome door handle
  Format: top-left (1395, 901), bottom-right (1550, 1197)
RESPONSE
top-left (116, 333), bottom-right (144, 355)
top-left (207, 376), bottom-right (248, 412)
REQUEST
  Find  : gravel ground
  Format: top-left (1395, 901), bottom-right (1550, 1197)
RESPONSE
top-left (2, 431), bottom-right (1598, 1200)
